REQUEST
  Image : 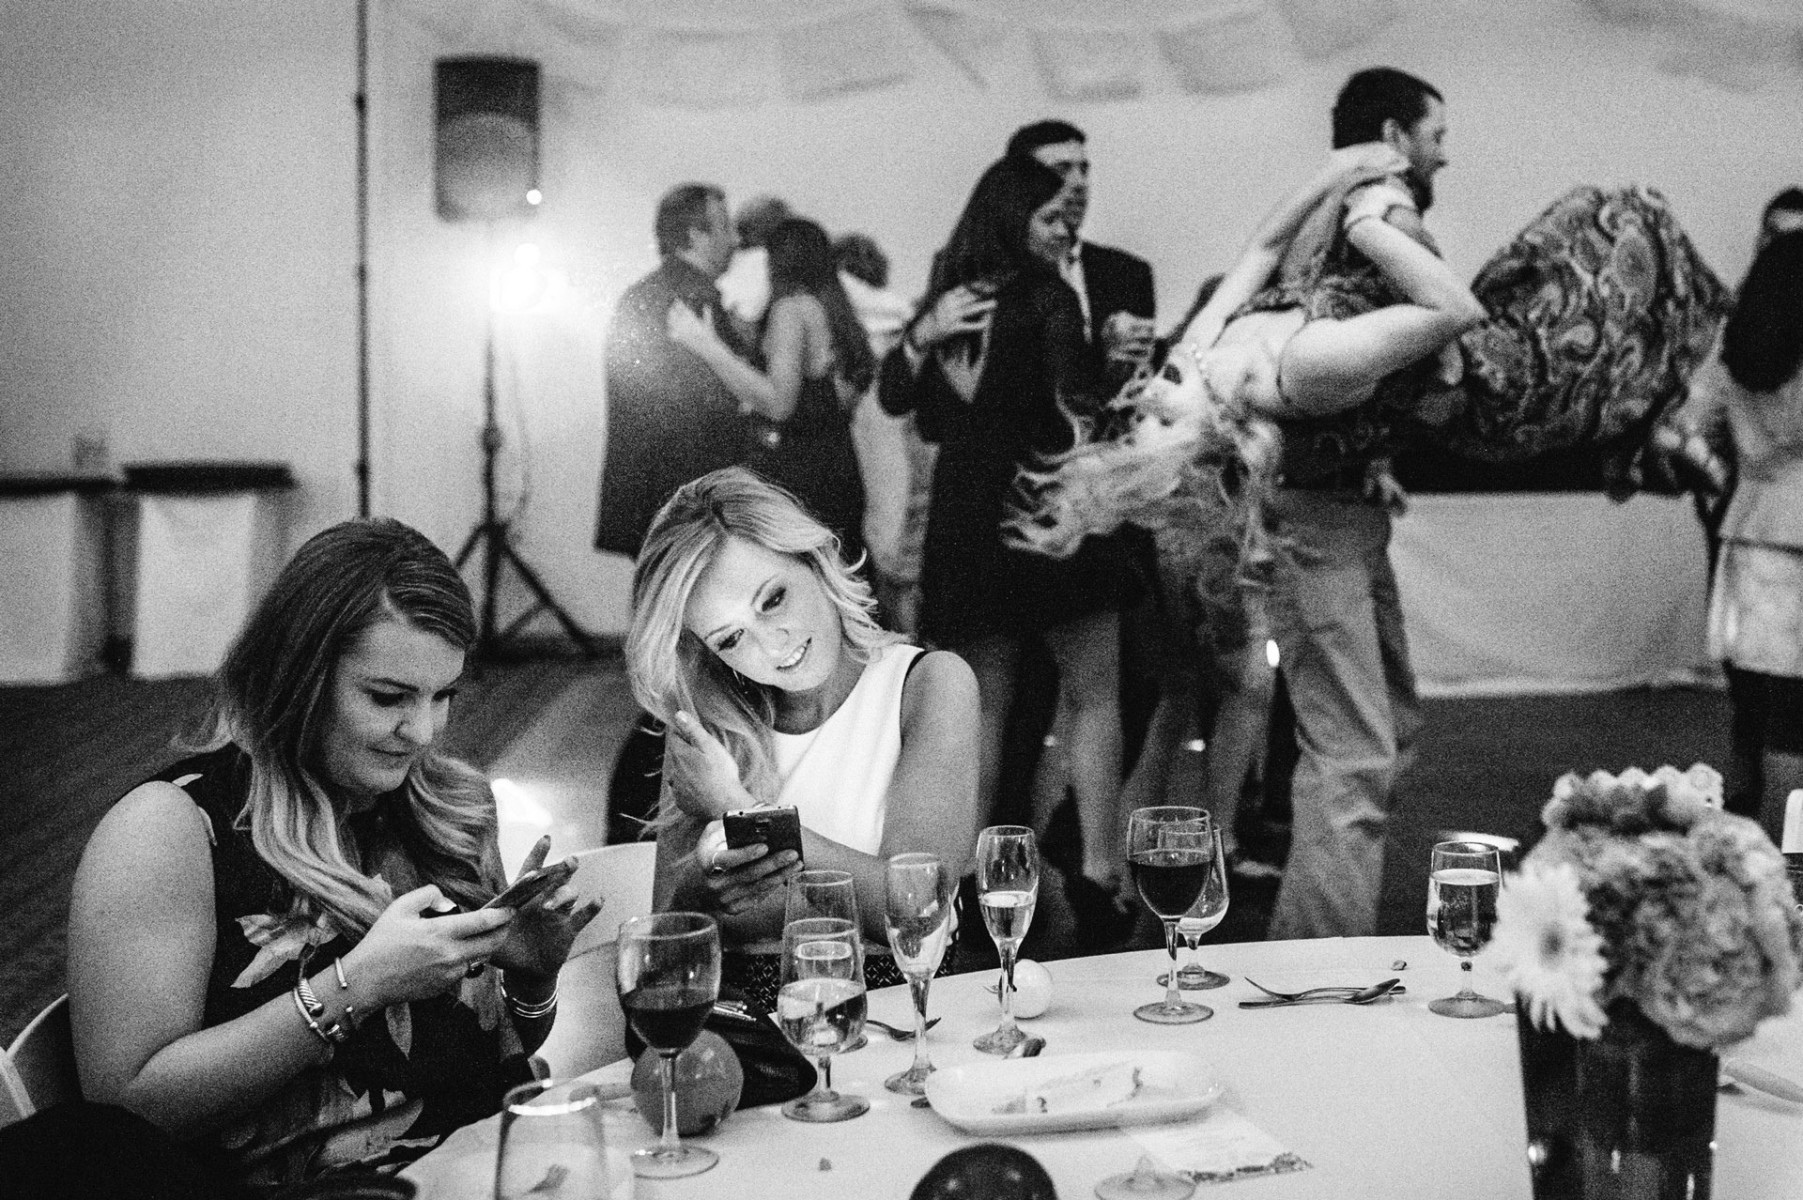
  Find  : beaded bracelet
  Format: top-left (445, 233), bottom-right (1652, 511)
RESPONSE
top-left (499, 980), bottom-right (559, 1020)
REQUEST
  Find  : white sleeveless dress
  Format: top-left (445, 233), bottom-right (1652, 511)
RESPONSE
top-left (771, 642), bottom-right (922, 853)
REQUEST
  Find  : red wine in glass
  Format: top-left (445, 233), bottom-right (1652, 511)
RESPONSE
top-left (1129, 848), bottom-right (1210, 919)
top-left (622, 984), bottom-right (712, 1052)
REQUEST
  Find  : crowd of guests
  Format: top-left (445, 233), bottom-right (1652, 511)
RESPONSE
top-left (4, 62), bottom-right (1798, 1200)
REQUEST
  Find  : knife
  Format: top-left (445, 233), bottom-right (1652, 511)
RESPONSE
top-left (1722, 1058), bottom-right (1803, 1103)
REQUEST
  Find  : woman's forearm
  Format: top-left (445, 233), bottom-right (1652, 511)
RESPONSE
top-left (693, 339), bottom-right (793, 421)
top-left (1346, 218), bottom-right (1484, 329)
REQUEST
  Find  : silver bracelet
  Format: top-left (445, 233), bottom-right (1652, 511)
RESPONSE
top-left (295, 974), bottom-right (352, 1044)
top-left (500, 980), bottom-right (559, 1020)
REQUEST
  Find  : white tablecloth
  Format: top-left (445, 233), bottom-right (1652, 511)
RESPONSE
top-left (0, 491), bottom-right (107, 683)
top-left (403, 935), bottom-right (1803, 1199)
top-left (1391, 494), bottom-right (1713, 697)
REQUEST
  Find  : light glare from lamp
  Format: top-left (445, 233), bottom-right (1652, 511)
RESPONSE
top-left (526, 188), bottom-right (543, 206)
top-left (1266, 639), bottom-right (1280, 669)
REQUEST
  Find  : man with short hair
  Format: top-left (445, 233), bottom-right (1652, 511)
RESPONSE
top-left (1760, 187), bottom-right (1803, 249)
top-left (1261, 67), bottom-right (1449, 940)
top-left (594, 182), bottom-right (752, 557)
top-left (1006, 120), bottom-right (1156, 380)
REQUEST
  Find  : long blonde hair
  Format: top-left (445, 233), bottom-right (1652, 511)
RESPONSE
top-left (207, 518), bottom-right (499, 936)
top-left (1008, 359), bottom-right (1282, 568)
top-left (626, 468), bottom-right (898, 809)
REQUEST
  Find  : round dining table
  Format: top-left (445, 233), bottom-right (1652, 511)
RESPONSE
top-left (403, 934), bottom-right (1803, 1199)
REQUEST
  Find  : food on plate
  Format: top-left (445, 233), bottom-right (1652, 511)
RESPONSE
top-left (993, 1061), bottom-right (1145, 1115)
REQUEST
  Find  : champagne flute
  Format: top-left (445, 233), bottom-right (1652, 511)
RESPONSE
top-left (495, 1078), bottom-right (620, 1200)
top-left (615, 913), bottom-right (721, 1178)
top-left (973, 825), bottom-right (1039, 1055)
top-left (776, 917), bottom-right (869, 1121)
top-left (1159, 818), bottom-right (1230, 991)
top-left (1127, 806), bottom-right (1212, 1024)
top-left (783, 869), bottom-right (866, 1049)
top-left (883, 852), bottom-right (955, 1095)
top-left (1426, 840), bottom-right (1509, 1018)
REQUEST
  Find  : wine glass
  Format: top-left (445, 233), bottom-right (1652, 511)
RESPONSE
top-left (615, 912), bottom-right (721, 1178)
top-left (783, 869), bottom-right (866, 1049)
top-left (1427, 840), bottom-right (1509, 1018)
top-left (1158, 817), bottom-right (1230, 991)
top-left (883, 852), bottom-right (955, 1095)
top-left (776, 917), bottom-right (869, 1121)
top-left (972, 825), bottom-right (1039, 1055)
top-left (1126, 806), bottom-right (1212, 1025)
top-left (784, 868), bottom-right (859, 926)
top-left (495, 1078), bottom-right (620, 1200)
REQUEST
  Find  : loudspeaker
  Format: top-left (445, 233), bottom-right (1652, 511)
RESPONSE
top-left (435, 56), bottom-right (540, 222)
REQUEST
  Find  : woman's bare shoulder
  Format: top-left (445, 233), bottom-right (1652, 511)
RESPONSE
top-left (900, 649), bottom-right (978, 725)
top-left (81, 780), bottom-right (213, 873)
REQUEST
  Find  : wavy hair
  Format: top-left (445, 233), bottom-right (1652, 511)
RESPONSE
top-left (1721, 229), bottom-right (1803, 394)
top-left (207, 518), bottom-right (497, 936)
top-left (626, 468), bottom-right (898, 809)
top-left (1009, 349), bottom-right (1282, 572)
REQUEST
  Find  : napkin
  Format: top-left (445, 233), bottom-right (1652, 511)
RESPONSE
top-left (1127, 1107), bottom-right (1310, 1185)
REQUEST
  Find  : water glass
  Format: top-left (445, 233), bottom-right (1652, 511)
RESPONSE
top-left (1427, 840), bottom-right (1509, 1018)
top-left (1160, 818), bottom-right (1230, 991)
top-left (972, 825), bottom-right (1039, 1055)
top-left (1127, 806), bottom-right (1212, 1024)
top-left (883, 852), bottom-right (955, 1094)
top-left (615, 912), bottom-right (721, 1177)
top-left (494, 1078), bottom-right (625, 1200)
top-left (777, 917), bottom-right (869, 1122)
top-left (784, 868), bottom-right (860, 926)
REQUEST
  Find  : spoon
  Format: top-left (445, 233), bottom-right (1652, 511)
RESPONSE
top-left (1238, 978), bottom-right (1405, 1008)
top-left (864, 1016), bottom-right (942, 1041)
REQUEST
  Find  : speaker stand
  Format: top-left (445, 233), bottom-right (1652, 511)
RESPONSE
top-left (453, 304), bottom-right (598, 660)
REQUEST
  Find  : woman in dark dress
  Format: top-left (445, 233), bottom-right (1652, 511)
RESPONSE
top-left (879, 155), bottom-right (1132, 903)
top-left (670, 217), bottom-right (874, 563)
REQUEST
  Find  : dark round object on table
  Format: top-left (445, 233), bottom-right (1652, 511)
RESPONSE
top-left (270, 1174), bottom-right (416, 1199)
top-left (630, 1030), bottom-right (744, 1135)
top-left (910, 1143), bottom-right (1059, 1200)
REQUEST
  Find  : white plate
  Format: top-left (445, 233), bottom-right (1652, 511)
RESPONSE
top-left (924, 1051), bottom-right (1224, 1136)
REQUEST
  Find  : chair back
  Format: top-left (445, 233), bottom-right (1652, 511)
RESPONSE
top-left (2, 995), bottom-right (78, 1125)
top-left (565, 840), bottom-right (658, 961)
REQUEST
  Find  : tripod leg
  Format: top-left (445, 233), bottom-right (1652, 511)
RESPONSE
top-left (454, 524), bottom-right (482, 569)
top-left (497, 540), bottom-right (599, 655)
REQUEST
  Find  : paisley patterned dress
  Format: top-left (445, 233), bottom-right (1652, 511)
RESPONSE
top-left (1243, 183), bottom-right (1730, 490)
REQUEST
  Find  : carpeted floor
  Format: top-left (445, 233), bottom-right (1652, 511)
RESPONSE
top-left (0, 657), bottom-right (1730, 1045)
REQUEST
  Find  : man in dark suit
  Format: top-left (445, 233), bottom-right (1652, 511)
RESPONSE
top-left (1006, 121), bottom-right (1156, 383)
top-left (594, 182), bottom-right (753, 557)
top-left (595, 183), bottom-right (753, 843)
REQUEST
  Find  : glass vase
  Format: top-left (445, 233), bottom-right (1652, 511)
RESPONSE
top-left (1517, 997), bottom-right (1717, 1200)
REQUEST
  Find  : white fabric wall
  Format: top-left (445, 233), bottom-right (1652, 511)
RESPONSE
top-left (2, 0), bottom-right (1800, 654)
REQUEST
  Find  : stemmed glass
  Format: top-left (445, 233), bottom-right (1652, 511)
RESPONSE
top-left (1426, 840), bottom-right (1509, 1018)
top-left (615, 913), bottom-right (721, 1178)
top-left (1158, 817), bottom-right (1230, 991)
top-left (972, 825), bottom-right (1039, 1055)
top-left (494, 1078), bottom-right (618, 1200)
top-left (776, 917), bottom-right (870, 1121)
top-left (883, 852), bottom-right (955, 1095)
top-left (784, 869), bottom-right (865, 1050)
top-left (785, 868), bottom-right (859, 925)
top-left (1127, 806), bottom-right (1213, 1025)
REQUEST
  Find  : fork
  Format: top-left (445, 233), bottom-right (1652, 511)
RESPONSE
top-left (1244, 978), bottom-right (1379, 1002)
top-left (864, 1016), bottom-right (942, 1041)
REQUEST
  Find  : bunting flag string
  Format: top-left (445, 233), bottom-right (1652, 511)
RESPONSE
top-left (392, 0), bottom-right (1803, 109)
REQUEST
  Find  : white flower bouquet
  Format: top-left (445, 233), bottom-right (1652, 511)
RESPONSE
top-left (1486, 764), bottom-right (1803, 1050)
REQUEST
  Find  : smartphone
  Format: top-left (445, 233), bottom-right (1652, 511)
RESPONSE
top-left (483, 863), bottom-right (569, 912)
top-left (722, 806), bottom-right (803, 860)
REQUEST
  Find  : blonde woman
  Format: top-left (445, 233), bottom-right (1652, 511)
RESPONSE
top-left (66, 519), bottom-right (600, 1190)
top-left (628, 468), bottom-right (978, 1005)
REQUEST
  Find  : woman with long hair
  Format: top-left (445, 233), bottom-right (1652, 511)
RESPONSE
top-left (1020, 151), bottom-right (1729, 561)
top-left (628, 468), bottom-right (977, 1005)
top-left (1684, 229), bottom-right (1803, 845)
top-left (65, 519), bottom-right (599, 1190)
top-left (877, 154), bottom-right (1136, 916)
top-left (670, 216), bottom-right (876, 561)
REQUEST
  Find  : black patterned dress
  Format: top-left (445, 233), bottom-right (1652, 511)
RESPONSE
top-left (153, 747), bottom-right (533, 1190)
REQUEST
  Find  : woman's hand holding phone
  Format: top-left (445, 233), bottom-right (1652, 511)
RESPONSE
top-left (343, 884), bottom-right (514, 1007)
top-left (488, 836), bottom-right (603, 982)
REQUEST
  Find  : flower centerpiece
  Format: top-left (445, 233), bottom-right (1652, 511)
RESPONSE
top-left (1485, 764), bottom-right (1803, 1200)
